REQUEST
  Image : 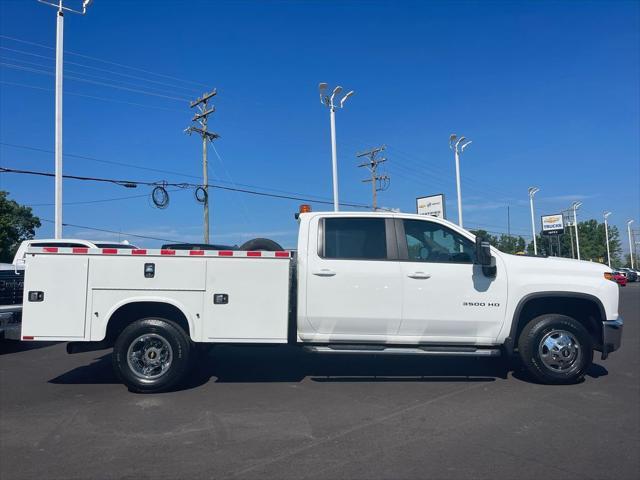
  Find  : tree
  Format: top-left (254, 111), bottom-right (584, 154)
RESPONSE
top-left (0, 191), bottom-right (41, 262)
top-left (527, 220), bottom-right (622, 263)
top-left (469, 229), bottom-right (527, 255)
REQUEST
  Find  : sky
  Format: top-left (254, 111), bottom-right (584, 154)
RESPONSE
top-left (0, 0), bottom-right (639, 251)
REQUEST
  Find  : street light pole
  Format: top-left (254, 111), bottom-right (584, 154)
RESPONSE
top-left (528, 187), bottom-right (540, 255)
top-left (449, 134), bottom-right (472, 227)
top-left (572, 201), bottom-right (582, 260)
top-left (319, 83), bottom-right (355, 212)
top-left (39, 0), bottom-right (92, 238)
top-left (628, 220), bottom-right (635, 268)
top-left (603, 211), bottom-right (612, 267)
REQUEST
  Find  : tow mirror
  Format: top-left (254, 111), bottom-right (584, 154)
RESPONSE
top-left (475, 236), bottom-right (492, 266)
top-left (475, 236), bottom-right (497, 277)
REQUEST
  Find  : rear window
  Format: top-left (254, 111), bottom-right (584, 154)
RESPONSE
top-left (323, 218), bottom-right (387, 260)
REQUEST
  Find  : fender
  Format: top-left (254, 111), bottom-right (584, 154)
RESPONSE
top-left (95, 295), bottom-right (198, 342)
top-left (503, 291), bottom-right (606, 355)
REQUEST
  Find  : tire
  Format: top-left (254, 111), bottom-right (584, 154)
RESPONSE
top-left (112, 317), bottom-right (192, 393)
top-left (518, 314), bottom-right (593, 385)
top-left (239, 237), bottom-right (284, 251)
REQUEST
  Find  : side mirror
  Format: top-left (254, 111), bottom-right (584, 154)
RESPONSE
top-left (475, 236), bottom-right (497, 277)
top-left (475, 236), bottom-right (492, 266)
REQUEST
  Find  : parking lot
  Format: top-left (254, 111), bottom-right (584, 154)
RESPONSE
top-left (0, 285), bottom-right (637, 480)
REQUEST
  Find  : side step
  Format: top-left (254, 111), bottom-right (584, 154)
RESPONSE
top-left (304, 344), bottom-right (501, 357)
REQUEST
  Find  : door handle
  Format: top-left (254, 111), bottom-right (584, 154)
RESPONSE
top-left (313, 269), bottom-right (336, 277)
top-left (408, 272), bottom-right (431, 279)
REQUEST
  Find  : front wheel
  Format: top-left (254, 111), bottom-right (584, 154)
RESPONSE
top-left (518, 314), bottom-right (593, 384)
top-left (112, 317), bottom-right (192, 393)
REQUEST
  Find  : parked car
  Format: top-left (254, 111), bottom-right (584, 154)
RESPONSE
top-left (0, 263), bottom-right (23, 340)
top-left (22, 210), bottom-right (623, 391)
top-left (609, 271), bottom-right (628, 287)
top-left (617, 268), bottom-right (637, 282)
top-left (1, 239), bottom-right (137, 341)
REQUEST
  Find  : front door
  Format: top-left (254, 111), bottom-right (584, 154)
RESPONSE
top-left (305, 216), bottom-right (402, 337)
top-left (397, 218), bottom-right (508, 343)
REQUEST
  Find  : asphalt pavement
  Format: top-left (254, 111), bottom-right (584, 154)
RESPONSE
top-left (1, 285), bottom-right (638, 480)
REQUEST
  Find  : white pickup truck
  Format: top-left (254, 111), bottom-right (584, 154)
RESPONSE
top-left (21, 211), bottom-right (623, 392)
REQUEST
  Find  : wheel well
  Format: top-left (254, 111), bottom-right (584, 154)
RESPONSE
top-left (105, 301), bottom-right (191, 345)
top-left (513, 296), bottom-right (603, 348)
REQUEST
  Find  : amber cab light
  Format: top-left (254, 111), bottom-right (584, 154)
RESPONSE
top-left (604, 272), bottom-right (613, 281)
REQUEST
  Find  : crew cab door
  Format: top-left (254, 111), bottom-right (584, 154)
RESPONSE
top-left (304, 216), bottom-right (402, 336)
top-left (397, 218), bottom-right (507, 342)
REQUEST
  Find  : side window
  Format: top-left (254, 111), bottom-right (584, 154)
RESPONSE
top-left (323, 218), bottom-right (387, 260)
top-left (403, 219), bottom-right (475, 264)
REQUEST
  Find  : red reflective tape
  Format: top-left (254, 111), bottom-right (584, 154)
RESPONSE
top-left (246, 251), bottom-right (262, 257)
top-left (22, 336), bottom-right (34, 340)
top-left (102, 248), bottom-right (117, 254)
top-left (218, 250), bottom-right (234, 256)
top-left (43, 247), bottom-right (58, 253)
top-left (132, 249), bottom-right (147, 255)
top-left (72, 247), bottom-right (88, 254)
top-left (275, 251), bottom-right (290, 257)
top-left (160, 249), bottom-right (176, 255)
top-left (189, 250), bottom-right (204, 256)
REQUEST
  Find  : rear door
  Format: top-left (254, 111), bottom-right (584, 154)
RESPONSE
top-left (305, 216), bottom-right (402, 336)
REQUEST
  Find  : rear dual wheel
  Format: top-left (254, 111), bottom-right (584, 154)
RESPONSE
top-left (112, 317), bottom-right (192, 393)
top-left (518, 314), bottom-right (593, 384)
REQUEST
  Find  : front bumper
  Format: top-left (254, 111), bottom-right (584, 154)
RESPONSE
top-left (601, 316), bottom-right (623, 360)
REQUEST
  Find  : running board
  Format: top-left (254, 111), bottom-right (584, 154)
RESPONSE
top-left (304, 345), bottom-right (501, 357)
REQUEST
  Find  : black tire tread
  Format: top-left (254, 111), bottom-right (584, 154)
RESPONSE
top-left (518, 313), bottom-right (592, 385)
top-left (112, 317), bottom-right (191, 393)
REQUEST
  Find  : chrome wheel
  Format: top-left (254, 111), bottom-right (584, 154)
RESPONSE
top-left (126, 333), bottom-right (173, 380)
top-left (538, 329), bottom-right (581, 372)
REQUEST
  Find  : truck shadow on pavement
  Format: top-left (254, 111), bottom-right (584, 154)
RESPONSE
top-left (48, 344), bottom-right (609, 390)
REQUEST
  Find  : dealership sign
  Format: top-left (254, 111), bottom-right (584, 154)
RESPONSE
top-left (541, 214), bottom-right (565, 235)
top-left (416, 194), bottom-right (446, 219)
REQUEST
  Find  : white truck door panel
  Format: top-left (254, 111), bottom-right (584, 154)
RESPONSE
top-left (398, 219), bottom-right (508, 342)
top-left (203, 258), bottom-right (290, 342)
top-left (400, 262), bottom-right (508, 340)
top-left (22, 255), bottom-right (89, 338)
top-left (305, 216), bottom-right (402, 336)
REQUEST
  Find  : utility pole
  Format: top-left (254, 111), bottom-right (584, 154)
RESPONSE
top-left (571, 201), bottom-right (582, 260)
top-left (603, 211), bottom-right (612, 267)
top-left (186, 89), bottom-right (219, 244)
top-left (449, 134), bottom-right (472, 227)
top-left (38, 0), bottom-right (92, 238)
top-left (318, 83), bottom-right (355, 211)
top-left (528, 187), bottom-right (540, 255)
top-left (356, 146), bottom-right (389, 210)
top-left (627, 220), bottom-right (635, 268)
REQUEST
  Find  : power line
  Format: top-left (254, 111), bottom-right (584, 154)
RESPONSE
top-left (0, 79), bottom-right (183, 112)
top-left (39, 218), bottom-right (181, 243)
top-left (0, 61), bottom-right (190, 102)
top-left (0, 141), bottom-right (352, 203)
top-left (0, 166), bottom-right (374, 209)
top-left (0, 34), bottom-right (208, 88)
top-left (0, 55), bottom-right (195, 99)
top-left (0, 46), bottom-right (201, 95)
